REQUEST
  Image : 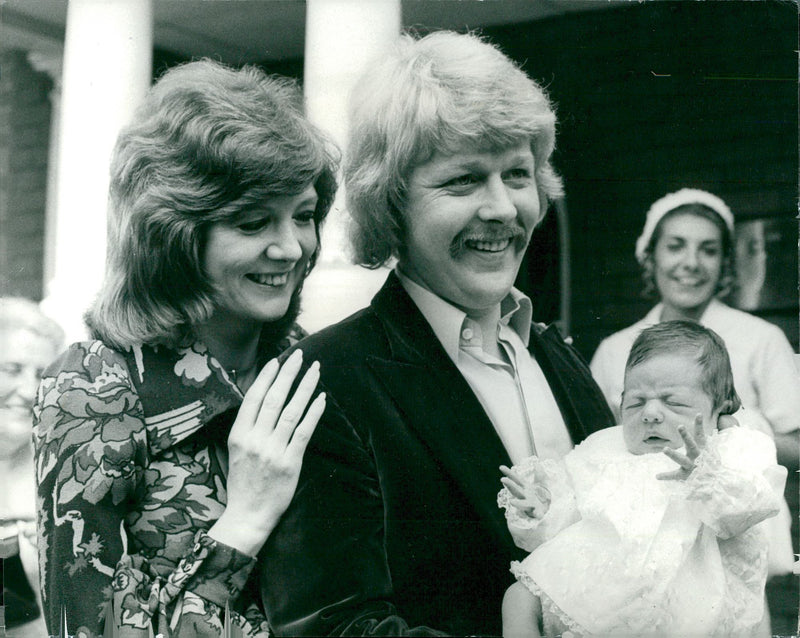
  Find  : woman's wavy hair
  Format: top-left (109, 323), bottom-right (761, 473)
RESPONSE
top-left (344, 30), bottom-right (563, 268)
top-left (86, 59), bottom-right (339, 349)
top-left (625, 320), bottom-right (741, 415)
top-left (640, 204), bottom-right (736, 300)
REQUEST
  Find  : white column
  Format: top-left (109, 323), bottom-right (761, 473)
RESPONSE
top-left (42, 0), bottom-right (152, 343)
top-left (301, 0), bottom-right (401, 332)
top-left (26, 52), bottom-right (63, 301)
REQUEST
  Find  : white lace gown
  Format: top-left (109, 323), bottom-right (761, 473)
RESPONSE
top-left (499, 426), bottom-right (786, 637)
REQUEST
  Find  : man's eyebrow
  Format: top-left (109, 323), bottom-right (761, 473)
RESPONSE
top-left (433, 159), bottom-right (482, 173)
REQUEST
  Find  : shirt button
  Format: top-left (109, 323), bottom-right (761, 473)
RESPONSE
top-left (461, 328), bottom-right (474, 341)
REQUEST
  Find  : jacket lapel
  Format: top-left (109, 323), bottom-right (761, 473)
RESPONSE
top-left (527, 324), bottom-right (614, 444)
top-left (367, 274), bottom-right (516, 549)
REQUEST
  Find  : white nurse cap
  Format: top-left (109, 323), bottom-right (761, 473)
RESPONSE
top-left (634, 188), bottom-right (734, 264)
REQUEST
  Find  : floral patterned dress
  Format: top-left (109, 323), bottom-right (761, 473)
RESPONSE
top-left (33, 329), bottom-right (303, 638)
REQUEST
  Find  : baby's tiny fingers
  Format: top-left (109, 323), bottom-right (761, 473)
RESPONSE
top-left (680, 425), bottom-right (702, 459)
top-left (656, 469), bottom-right (684, 481)
top-left (693, 417), bottom-right (708, 449)
top-left (501, 477), bottom-right (527, 500)
top-left (500, 465), bottom-right (520, 480)
top-left (510, 498), bottom-right (540, 517)
top-left (500, 466), bottom-right (526, 488)
top-left (663, 446), bottom-right (693, 470)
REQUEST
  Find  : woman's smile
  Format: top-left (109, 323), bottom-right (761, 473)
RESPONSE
top-left (245, 272), bottom-right (292, 287)
top-left (668, 273), bottom-right (709, 288)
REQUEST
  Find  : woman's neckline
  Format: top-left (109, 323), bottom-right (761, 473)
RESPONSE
top-left (658, 299), bottom-right (713, 323)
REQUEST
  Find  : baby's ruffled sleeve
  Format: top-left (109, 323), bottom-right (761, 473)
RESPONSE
top-left (497, 457), bottom-right (580, 552)
top-left (685, 429), bottom-right (785, 540)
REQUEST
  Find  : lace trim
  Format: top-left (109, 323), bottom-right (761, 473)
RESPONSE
top-left (498, 457), bottom-right (575, 529)
top-left (510, 561), bottom-right (588, 636)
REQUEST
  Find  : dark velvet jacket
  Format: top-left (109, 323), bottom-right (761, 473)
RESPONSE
top-left (259, 273), bottom-right (614, 636)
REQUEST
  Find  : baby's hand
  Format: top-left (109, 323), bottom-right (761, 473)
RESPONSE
top-left (500, 464), bottom-right (551, 518)
top-left (657, 414), bottom-right (707, 482)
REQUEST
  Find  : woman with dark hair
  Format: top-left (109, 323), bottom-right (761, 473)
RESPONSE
top-left (33, 59), bottom-right (338, 637)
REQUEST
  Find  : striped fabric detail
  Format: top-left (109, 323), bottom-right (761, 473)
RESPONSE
top-left (145, 401), bottom-right (206, 442)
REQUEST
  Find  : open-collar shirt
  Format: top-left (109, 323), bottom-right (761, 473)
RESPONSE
top-left (397, 269), bottom-right (572, 463)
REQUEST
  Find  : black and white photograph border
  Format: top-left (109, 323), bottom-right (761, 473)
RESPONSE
top-left (1, 1), bottom-right (798, 636)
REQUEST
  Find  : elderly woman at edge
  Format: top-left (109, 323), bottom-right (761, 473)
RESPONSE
top-left (0, 297), bottom-right (64, 637)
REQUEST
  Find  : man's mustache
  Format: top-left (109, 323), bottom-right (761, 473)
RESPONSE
top-left (450, 223), bottom-right (527, 257)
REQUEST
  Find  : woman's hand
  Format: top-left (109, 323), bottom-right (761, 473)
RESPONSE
top-left (208, 349), bottom-right (325, 556)
top-left (500, 464), bottom-right (551, 519)
top-left (657, 413), bottom-right (707, 482)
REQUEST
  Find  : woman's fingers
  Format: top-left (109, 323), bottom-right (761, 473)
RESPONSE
top-left (268, 360), bottom-right (321, 448)
top-left (230, 349), bottom-right (316, 447)
top-left (286, 391), bottom-right (326, 461)
top-left (229, 358), bottom-right (280, 437)
top-left (252, 349), bottom-right (305, 431)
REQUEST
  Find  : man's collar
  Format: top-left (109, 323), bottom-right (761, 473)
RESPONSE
top-left (501, 289), bottom-right (533, 347)
top-left (395, 268), bottom-right (533, 360)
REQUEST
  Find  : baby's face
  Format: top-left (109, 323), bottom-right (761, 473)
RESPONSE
top-left (621, 353), bottom-right (718, 455)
